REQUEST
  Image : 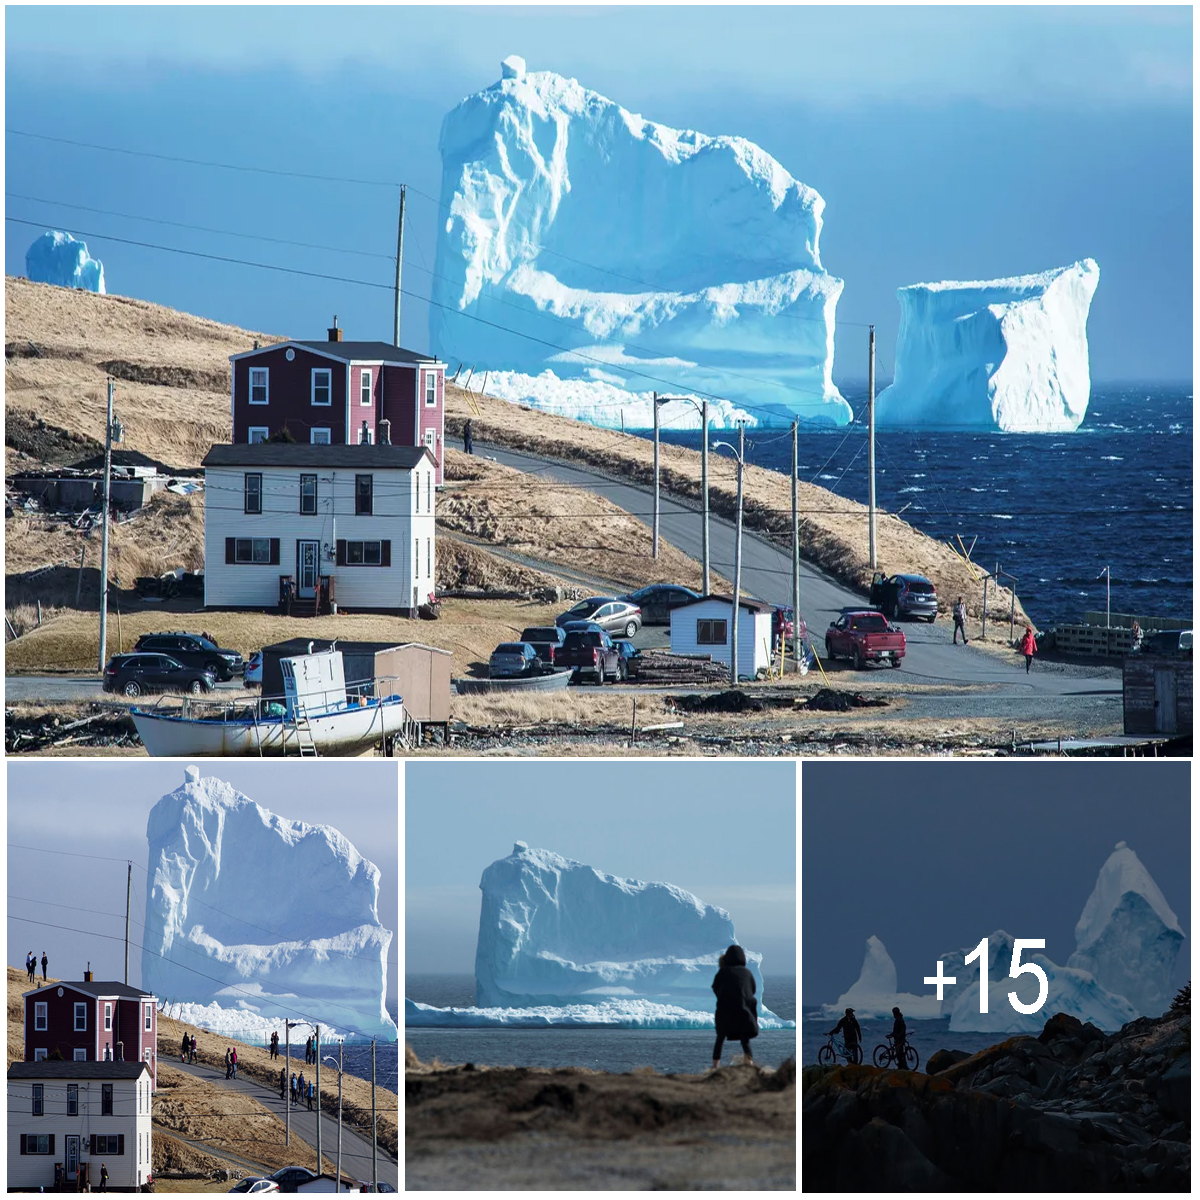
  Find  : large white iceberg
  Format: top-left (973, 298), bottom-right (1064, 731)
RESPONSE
top-left (26, 231), bottom-right (106, 294)
top-left (818, 935), bottom-right (942, 1020)
top-left (431, 57), bottom-right (848, 427)
top-left (876, 259), bottom-right (1099, 432)
top-left (408, 841), bottom-right (792, 1028)
top-left (143, 768), bottom-right (396, 1041)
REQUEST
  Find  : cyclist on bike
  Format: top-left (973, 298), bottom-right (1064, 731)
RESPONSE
top-left (891, 1006), bottom-right (908, 1069)
top-left (827, 1007), bottom-right (861, 1063)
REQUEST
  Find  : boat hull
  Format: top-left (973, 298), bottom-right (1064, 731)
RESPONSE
top-left (454, 669), bottom-right (573, 695)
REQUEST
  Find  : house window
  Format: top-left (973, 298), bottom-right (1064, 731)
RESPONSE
top-left (34, 1002), bottom-right (47, 1031)
top-left (345, 540), bottom-right (382, 566)
top-left (427, 471), bottom-right (432, 511)
top-left (312, 368), bottom-right (332, 406)
top-left (102, 1084), bottom-right (113, 1116)
top-left (74, 1002), bottom-right (87, 1031)
top-left (95, 1134), bottom-right (121, 1153)
top-left (24, 1134), bottom-right (53, 1154)
top-left (300, 474), bottom-right (318, 515)
top-left (74, 1049), bottom-right (87, 1061)
top-left (424, 371), bottom-right (437, 406)
top-left (423, 429), bottom-right (436, 452)
top-left (355, 474), bottom-right (373, 515)
top-left (67, 1085), bottom-right (78, 1116)
top-left (32, 1084), bottom-right (43, 1116)
top-left (244, 473), bottom-right (263, 514)
top-left (361, 369), bottom-right (372, 406)
top-left (427, 538), bottom-right (432, 578)
top-left (235, 538), bottom-right (273, 564)
top-left (33, 1049), bottom-right (47, 1062)
top-left (248, 426), bottom-right (270, 444)
top-left (104, 1003), bottom-right (112, 1031)
top-left (249, 367), bottom-right (269, 405)
top-left (697, 618), bottom-right (728, 645)
top-left (144, 1003), bottom-right (152, 1032)
top-left (414, 539), bottom-right (419, 579)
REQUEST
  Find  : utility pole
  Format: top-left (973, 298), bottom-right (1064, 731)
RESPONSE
top-left (315, 1025), bottom-right (321, 1173)
top-left (98, 378), bottom-right (115, 671)
top-left (124, 861), bottom-right (131, 984)
top-left (867, 325), bottom-right (877, 570)
top-left (371, 1038), bottom-right (378, 1192)
top-left (335, 1042), bottom-right (344, 1191)
top-left (731, 424), bottom-right (745, 687)
top-left (394, 185), bottom-right (406, 346)
top-left (652, 392), bottom-right (661, 559)
top-left (791, 420), bottom-right (800, 668)
top-left (700, 398), bottom-right (710, 594)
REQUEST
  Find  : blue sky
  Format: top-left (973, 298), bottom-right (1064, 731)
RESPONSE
top-left (7, 761), bottom-right (398, 1010)
top-left (4, 6), bottom-right (1191, 383)
top-left (405, 760), bottom-right (796, 974)
top-left (802, 762), bottom-right (1190, 1007)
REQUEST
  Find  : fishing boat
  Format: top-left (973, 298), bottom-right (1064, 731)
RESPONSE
top-left (453, 667), bottom-right (574, 696)
top-left (131, 649), bottom-right (408, 756)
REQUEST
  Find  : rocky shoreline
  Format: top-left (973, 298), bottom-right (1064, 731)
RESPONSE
top-left (803, 1007), bottom-right (1189, 1190)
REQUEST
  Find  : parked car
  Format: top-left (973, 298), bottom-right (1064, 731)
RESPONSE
top-left (557, 629), bottom-right (622, 684)
top-left (228, 1178), bottom-right (279, 1194)
top-left (825, 610), bottom-right (906, 669)
top-left (555, 597), bottom-right (642, 638)
top-left (519, 625), bottom-right (567, 666)
top-left (103, 652), bottom-right (217, 697)
top-left (614, 639), bottom-right (640, 680)
top-left (270, 1166), bottom-right (318, 1193)
top-left (1135, 629), bottom-right (1192, 658)
top-left (134, 631), bottom-right (245, 680)
top-left (869, 573), bottom-right (938, 622)
top-left (489, 642), bottom-right (546, 679)
top-left (559, 619), bottom-right (605, 637)
top-left (623, 583), bottom-right (701, 625)
top-left (243, 650), bottom-right (264, 687)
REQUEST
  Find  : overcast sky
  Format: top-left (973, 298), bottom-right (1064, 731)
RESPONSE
top-left (802, 762), bottom-right (1190, 1007)
top-left (7, 761), bottom-right (398, 1010)
top-left (4, 6), bottom-right (1191, 384)
top-left (405, 760), bottom-right (796, 975)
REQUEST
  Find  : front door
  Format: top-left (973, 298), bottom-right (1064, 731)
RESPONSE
top-left (1154, 668), bottom-right (1177, 733)
top-left (66, 1135), bottom-right (79, 1181)
top-left (298, 541), bottom-right (320, 599)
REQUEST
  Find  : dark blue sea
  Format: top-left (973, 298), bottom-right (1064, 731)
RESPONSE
top-left (404, 975), bottom-right (797, 1075)
top-left (802, 1008), bottom-right (1008, 1071)
top-left (655, 384), bottom-right (1192, 629)
top-left (273, 1003), bottom-right (398, 1093)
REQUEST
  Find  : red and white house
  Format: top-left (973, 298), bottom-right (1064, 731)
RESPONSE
top-left (24, 977), bottom-right (158, 1092)
top-left (230, 322), bottom-right (448, 484)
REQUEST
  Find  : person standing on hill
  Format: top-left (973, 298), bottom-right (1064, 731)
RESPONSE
top-left (290, 1072), bottom-right (298, 1105)
top-left (40, 952), bottom-right (48, 982)
top-left (231, 1048), bottom-right (238, 1079)
top-left (710, 943), bottom-right (759, 1069)
top-left (279, 1066), bottom-right (287, 1100)
top-left (463, 419), bottom-right (474, 455)
top-left (181, 1032), bottom-right (190, 1063)
top-left (1020, 626), bottom-right (1037, 674)
top-left (891, 1006), bottom-right (909, 1068)
top-left (953, 596), bottom-right (969, 645)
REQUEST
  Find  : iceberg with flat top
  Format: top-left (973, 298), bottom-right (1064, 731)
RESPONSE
top-left (26, 231), bottom-right (106, 294)
top-left (407, 841), bottom-right (793, 1028)
top-left (143, 768), bottom-right (396, 1041)
top-left (876, 259), bottom-right (1099, 432)
top-left (432, 57), bottom-right (848, 427)
top-left (817, 935), bottom-right (941, 1020)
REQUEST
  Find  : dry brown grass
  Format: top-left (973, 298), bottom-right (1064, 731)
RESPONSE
top-left (452, 690), bottom-right (671, 728)
top-left (436, 535), bottom-right (567, 594)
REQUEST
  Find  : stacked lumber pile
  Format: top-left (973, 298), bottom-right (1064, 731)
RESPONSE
top-left (627, 651), bottom-right (729, 685)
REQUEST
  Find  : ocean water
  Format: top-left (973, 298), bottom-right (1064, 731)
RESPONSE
top-left (655, 384), bottom-right (1192, 629)
top-left (405, 975), bottom-right (797, 1075)
top-left (802, 1008), bottom-right (1012, 1070)
top-left (254, 1002), bottom-right (399, 1093)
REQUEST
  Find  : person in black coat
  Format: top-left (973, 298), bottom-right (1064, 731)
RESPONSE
top-left (711, 943), bottom-right (758, 1068)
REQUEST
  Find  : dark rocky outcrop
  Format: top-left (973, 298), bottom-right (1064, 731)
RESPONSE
top-left (804, 1009), bottom-right (1189, 1191)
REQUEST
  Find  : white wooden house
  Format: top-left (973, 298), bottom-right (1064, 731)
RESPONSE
top-left (8, 1060), bottom-right (153, 1191)
top-left (202, 442), bottom-right (437, 616)
top-left (670, 595), bottom-right (775, 678)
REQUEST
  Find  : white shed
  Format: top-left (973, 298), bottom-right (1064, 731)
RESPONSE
top-left (670, 595), bottom-right (775, 678)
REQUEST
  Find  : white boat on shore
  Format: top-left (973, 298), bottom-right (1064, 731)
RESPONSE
top-left (131, 649), bottom-right (407, 757)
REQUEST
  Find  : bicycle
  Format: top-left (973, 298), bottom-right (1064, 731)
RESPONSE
top-left (817, 1034), bottom-right (863, 1066)
top-left (873, 1033), bottom-right (919, 1070)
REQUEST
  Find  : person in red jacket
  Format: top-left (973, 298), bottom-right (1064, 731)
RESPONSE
top-left (1020, 626), bottom-right (1037, 673)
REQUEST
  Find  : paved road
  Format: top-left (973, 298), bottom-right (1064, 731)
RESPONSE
top-left (480, 443), bottom-right (1122, 719)
top-left (170, 1055), bottom-right (398, 1190)
top-left (5, 676), bottom-right (245, 703)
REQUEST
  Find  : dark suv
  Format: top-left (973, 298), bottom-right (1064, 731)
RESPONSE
top-left (134, 632), bottom-right (244, 680)
top-left (103, 653), bottom-right (216, 697)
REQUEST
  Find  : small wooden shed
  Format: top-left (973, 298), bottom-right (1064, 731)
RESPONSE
top-left (374, 643), bottom-right (452, 725)
top-left (1122, 655), bottom-right (1192, 736)
top-left (670, 595), bottom-right (775, 678)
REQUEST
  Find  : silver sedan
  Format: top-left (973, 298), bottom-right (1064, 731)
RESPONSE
top-left (555, 597), bottom-right (642, 639)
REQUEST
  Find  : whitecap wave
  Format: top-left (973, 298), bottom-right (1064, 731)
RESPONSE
top-left (405, 997), bottom-right (795, 1030)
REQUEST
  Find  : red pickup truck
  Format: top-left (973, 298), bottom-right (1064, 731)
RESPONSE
top-left (825, 610), bottom-right (906, 669)
top-left (557, 629), bottom-right (623, 684)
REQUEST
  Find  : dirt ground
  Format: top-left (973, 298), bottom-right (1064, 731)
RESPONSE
top-left (406, 1046), bottom-right (795, 1190)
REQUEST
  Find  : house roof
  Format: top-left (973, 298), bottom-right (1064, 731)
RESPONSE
top-left (676, 594), bottom-right (775, 615)
top-left (24, 981), bottom-right (155, 1002)
top-left (231, 340), bottom-right (442, 366)
top-left (202, 443), bottom-right (432, 470)
top-left (9, 1061), bottom-right (150, 1081)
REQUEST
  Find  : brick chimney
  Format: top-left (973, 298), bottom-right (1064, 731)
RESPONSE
top-left (378, 418), bottom-right (391, 445)
top-left (84, 963), bottom-right (93, 983)
top-left (328, 315), bottom-right (342, 343)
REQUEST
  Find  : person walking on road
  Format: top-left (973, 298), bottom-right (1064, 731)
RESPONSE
top-left (225, 1048), bottom-right (232, 1080)
top-left (710, 943), bottom-right (759, 1069)
top-left (953, 596), bottom-right (969, 645)
top-left (40, 952), bottom-right (48, 983)
top-left (99, 1163), bottom-right (109, 1192)
top-left (190, 1034), bottom-right (197, 1064)
top-left (231, 1048), bottom-right (238, 1079)
top-left (307, 1079), bottom-right (314, 1111)
top-left (463, 419), bottom-right (474, 455)
top-left (279, 1066), bottom-right (287, 1100)
top-left (1020, 625), bottom-right (1037, 674)
top-left (181, 1032), bottom-right (190, 1063)
top-left (290, 1072), bottom-right (298, 1105)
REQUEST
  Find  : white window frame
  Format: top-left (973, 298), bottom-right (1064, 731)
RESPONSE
top-left (144, 1003), bottom-right (153, 1032)
top-left (34, 1001), bottom-right (47, 1031)
top-left (424, 371), bottom-right (437, 407)
top-left (34, 1048), bottom-right (47, 1061)
top-left (144, 1046), bottom-right (153, 1063)
top-left (300, 473), bottom-right (318, 515)
top-left (311, 368), bottom-right (333, 407)
top-left (248, 426), bottom-right (270, 444)
top-left (427, 537), bottom-right (432, 578)
top-left (73, 1048), bottom-right (87, 1061)
top-left (311, 428), bottom-right (332, 445)
top-left (360, 368), bottom-right (372, 406)
top-left (423, 429), bottom-right (436, 451)
top-left (68, 1084), bottom-right (78, 1115)
top-left (104, 1003), bottom-right (112, 1031)
top-left (74, 1002), bottom-right (87, 1031)
top-left (427, 470), bottom-right (432, 511)
top-left (249, 367), bottom-right (269, 405)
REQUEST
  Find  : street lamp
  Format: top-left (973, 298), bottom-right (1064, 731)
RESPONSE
top-left (283, 1020), bottom-right (308, 1147)
top-left (322, 1044), bottom-right (345, 1191)
top-left (98, 379), bottom-right (124, 671)
top-left (710, 424), bottom-right (746, 687)
top-left (672, 396), bottom-right (711, 594)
